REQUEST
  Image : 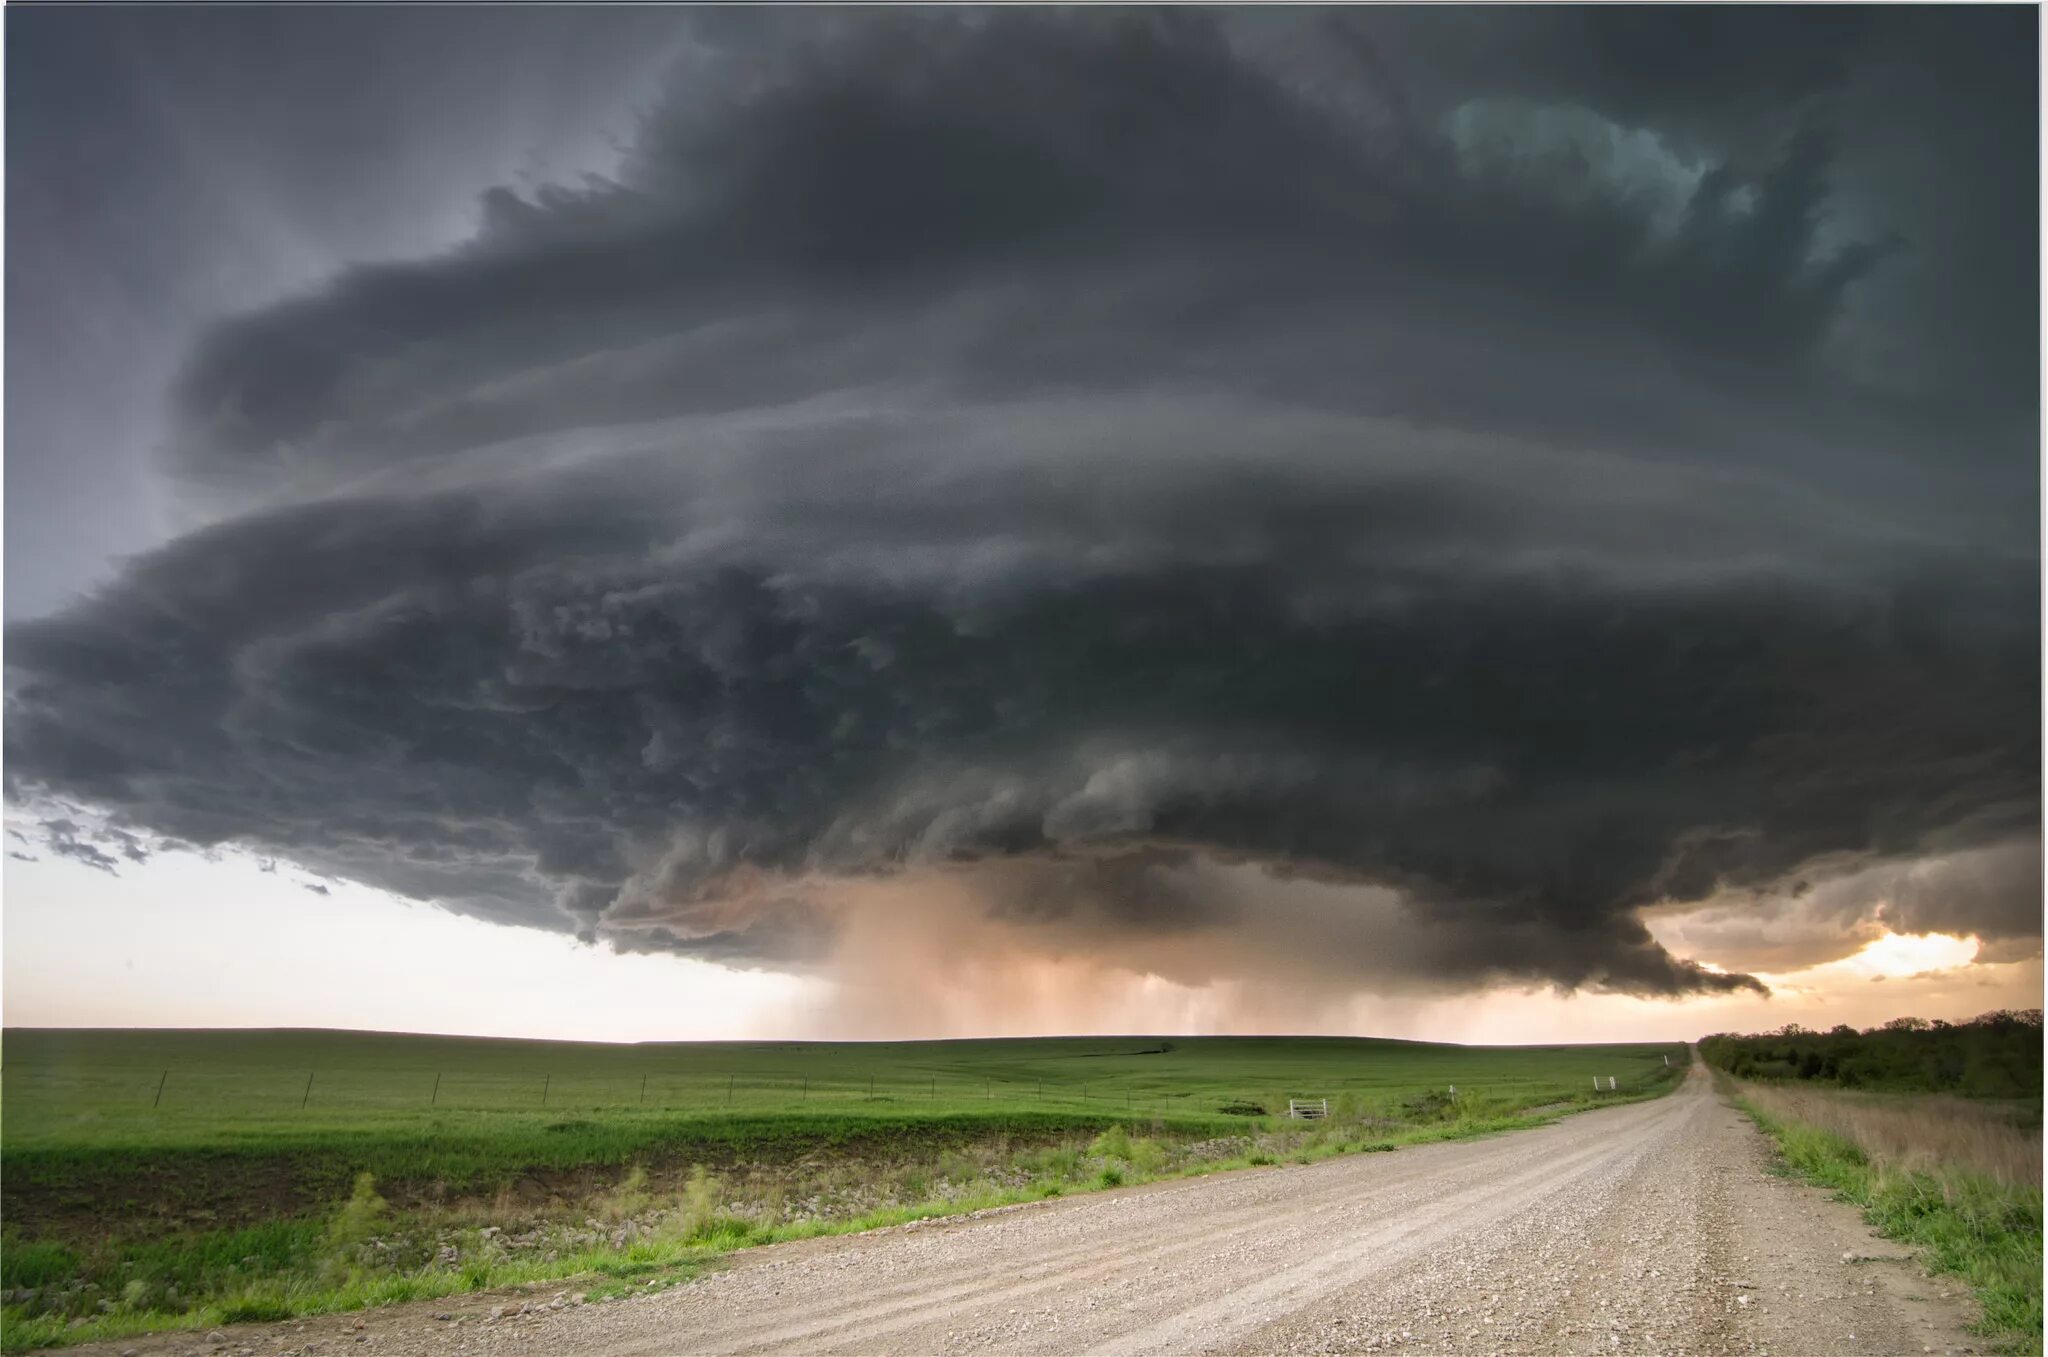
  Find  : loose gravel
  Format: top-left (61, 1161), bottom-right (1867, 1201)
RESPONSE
top-left (54, 1067), bottom-right (1981, 1356)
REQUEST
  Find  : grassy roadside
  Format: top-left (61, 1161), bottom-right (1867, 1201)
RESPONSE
top-left (1727, 1081), bottom-right (2043, 1356)
top-left (2, 1069), bottom-right (1682, 1350)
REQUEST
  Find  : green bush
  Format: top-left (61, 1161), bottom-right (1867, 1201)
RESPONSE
top-left (1125, 1136), bottom-right (1169, 1174)
top-left (1088, 1124), bottom-right (1132, 1161)
top-left (1703, 1012), bottom-right (2042, 1098)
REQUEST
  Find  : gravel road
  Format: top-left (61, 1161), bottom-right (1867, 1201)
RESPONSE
top-left (64, 1067), bottom-right (1982, 1357)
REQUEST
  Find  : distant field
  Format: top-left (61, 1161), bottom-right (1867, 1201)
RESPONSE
top-left (2, 1027), bottom-right (1680, 1148)
top-left (0, 1028), bottom-right (1685, 1349)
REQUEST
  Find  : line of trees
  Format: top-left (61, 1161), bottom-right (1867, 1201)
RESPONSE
top-left (1698, 1009), bottom-right (2042, 1097)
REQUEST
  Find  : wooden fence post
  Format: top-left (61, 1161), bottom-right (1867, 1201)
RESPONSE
top-left (152, 1069), bottom-right (168, 1108)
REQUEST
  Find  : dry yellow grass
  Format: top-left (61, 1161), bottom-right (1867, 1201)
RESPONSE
top-left (1738, 1081), bottom-right (2041, 1189)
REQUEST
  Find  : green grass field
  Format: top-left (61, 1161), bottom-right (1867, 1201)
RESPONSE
top-left (1, 1028), bottom-right (1686, 1349)
top-left (3, 1026), bottom-right (1682, 1142)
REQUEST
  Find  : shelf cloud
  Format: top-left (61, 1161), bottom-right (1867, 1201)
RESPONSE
top-left (6, 9), bottom-right (2036, 1003)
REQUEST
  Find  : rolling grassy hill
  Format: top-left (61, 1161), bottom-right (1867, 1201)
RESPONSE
top-left (3, 1026), bottom-right (1680, 1145)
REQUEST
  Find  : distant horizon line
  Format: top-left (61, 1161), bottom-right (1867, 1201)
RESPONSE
top-left (0, 1022), bottom-right (1708, 1050)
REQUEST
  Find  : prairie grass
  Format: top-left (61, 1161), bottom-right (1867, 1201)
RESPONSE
top-left (675, 1165), bottom-right (722, 1238)
top-left (1732, 1080), bottom-right (2042, 1356)
top-left (1739, 1082), bottom-right (2040, 1189)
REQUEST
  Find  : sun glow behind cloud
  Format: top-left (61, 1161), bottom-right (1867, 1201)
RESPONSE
top-left (1759, 930), bottom-right (1981, 992)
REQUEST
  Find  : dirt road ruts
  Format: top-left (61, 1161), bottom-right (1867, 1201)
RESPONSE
top-left (60, 1067), bottom-right (1982, 1356)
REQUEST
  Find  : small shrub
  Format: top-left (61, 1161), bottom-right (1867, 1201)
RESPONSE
top-left (676, 1165), bottom-right (720, 1238)
top-left (669, 1164), bottom-right (754, 1245)
top-left (1125, 1137), bottom-right (1169, 1174)
top-left (1089, 1124), bottom-right (1133, 1161)
top-left (1218, 1101), bottom-right (1265, 1117)
top-left (1096, 1167), bottom-right (1124, 1188)
top-left (601, 1166), bottom-right (650, 1221)
top-left (326, 1174), bottom-right (387, 1251)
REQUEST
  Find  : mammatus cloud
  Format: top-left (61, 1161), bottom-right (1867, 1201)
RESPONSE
top-left (6, 10), bottom-right (2038, 1004)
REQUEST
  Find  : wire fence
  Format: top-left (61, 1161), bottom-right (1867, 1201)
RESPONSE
top-left (1, 1058), bottom-right (1683, 1120)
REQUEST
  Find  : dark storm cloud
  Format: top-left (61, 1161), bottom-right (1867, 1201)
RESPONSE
top-left (5, 6), bottom-right (697, 619)
top-left (6, 9), bottom-right (2038, 996)
top-left (1881, 841), bottom-right (2045, 947)
top-left (170, 13), bottom-right (1894, 466)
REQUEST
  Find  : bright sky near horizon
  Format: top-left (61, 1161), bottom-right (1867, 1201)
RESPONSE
top-left (6, 846), bottom-right (2037, 1044)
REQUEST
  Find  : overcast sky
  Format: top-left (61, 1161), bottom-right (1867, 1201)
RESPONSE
top-left (4, 7), bottom-right (2039, 1040)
